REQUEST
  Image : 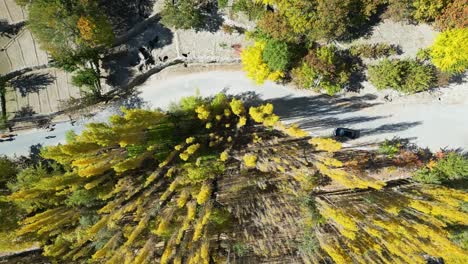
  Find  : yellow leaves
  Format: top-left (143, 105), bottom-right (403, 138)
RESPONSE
top-left (77, 16), bottom-right (95, 41)
top-left (197, 182), bottom-right (212, 205)
top-left (320, 205), bottom-right (358, 240)
top-left (237, 116), bottom-right (247, 128)
top-left (201, 240), bottom-right (210, 263)
top-left (243, 154), bottom-right (258, 168)
top-left (282, 124), bottom-right (308, 138)
top-left (195, 105), bottom-right (210, 120)
top-left (185, 137), bottom-right (196, 144)
top-left (160, 245), bottom-right (173, 264)
top-left (219, 151), bottom-right (229, 161)
top-left (229, 99), bottom-right (245, 116)
top-left (249, 103), bottom-right (280, 127)
top-left (316, 162), bottom-right (385, 190)
top-left (187, 201), bottom-right (197, 221)
top-left (409, 200), bottom-right (468, 225)
top-left (179, 144), bottom-right (201, 161)
top-left (192, 205), bottom-right (212, 242)
top-left (309, 137), bottom-right (342, 152)
top-left (177, 190), bottom-right (190, 208)
top-left (155, 219), bottom-right (170, 236)
top-left (241, 41), bottom-right (284, 84)
top-left (319, 238), bottom-right (352, 264)
top-left (321, 157), bottom-right (343, 167)
top-left (430, 28), bottom-right (468, 73)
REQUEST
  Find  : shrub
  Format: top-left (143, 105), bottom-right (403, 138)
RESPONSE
top-left (413, 152), bottom-right (468, 184)
top-left (435, 0), bottom-right (468, 30)
top-left (430, 28), bottom-right (468, 73)
top-left (240, 41), bottom-right (284, 84)
top-left (349, 43), bottom-right (400, 59)
top-left (378, 139), bottom-right (402, 158)
top-left (368, 59), bottom-right (436, 93)
top-left (291, 45), bottom-right (352, 95)
top-left (416, 48), bottom-right (431, 61)
top-left (412, 0), bottom-right (451, 22)
top-left (262, 39), bottom-right (294, 72)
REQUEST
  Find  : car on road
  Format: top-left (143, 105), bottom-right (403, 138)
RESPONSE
top-left (334, 127), bottom-right (360, 139)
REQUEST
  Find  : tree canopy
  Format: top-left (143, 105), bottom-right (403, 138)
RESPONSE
top-left (160, 0), bottom-right (204, 30)
top-left (3, 93), bottom-right (467, 263)
top-left (28, 0), bottom-right (114, 62)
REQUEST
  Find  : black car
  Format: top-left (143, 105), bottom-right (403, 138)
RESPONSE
top-left (334, 127), bottom-right (360, 139)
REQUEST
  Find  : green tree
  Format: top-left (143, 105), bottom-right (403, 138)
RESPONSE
top-left (430, 28), bottom-right (468, 73)
top-left (71, 68), bottom-right (101, 97)
top-left (291, 45), bottom-right (353, 95)
top-left (262, 38), bottom-right (295, 72)
top-left (255, 0), bottom-right (382, 42)
top-left (161, 0), bottom-right (204, 30)
top-left (28, 0), bottom-right (114, 95)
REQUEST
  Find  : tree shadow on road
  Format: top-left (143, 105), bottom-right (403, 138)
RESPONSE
top-left (9, 72), bottom-right (56, 97)
top-left (236, 91), bottom-right (421, 139)
top-left (361, 121), bottom-right (422, 137)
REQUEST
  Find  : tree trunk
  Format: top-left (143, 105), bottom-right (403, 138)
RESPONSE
top-left (90, 58), bottom-right (102, 98)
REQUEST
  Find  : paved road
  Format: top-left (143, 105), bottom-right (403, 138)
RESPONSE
top-left (1, 70), bottom-right (467, 156)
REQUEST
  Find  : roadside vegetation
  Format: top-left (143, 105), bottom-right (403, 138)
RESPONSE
top-left (235, 0), bottom-right (467, 95)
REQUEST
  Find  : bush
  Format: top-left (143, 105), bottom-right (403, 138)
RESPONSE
top-left (368, 59), bottom-right (436, 93)
top-left (378, 139), bottom-right (402, 158)
top-left (413, 152), bottom-right (468, 184)
top-left (262, 39), bottom-right (294, 72)
top-left (412, 0), bottom-right (451, 22)
top-left (435, 0), bottom-right (468, 30)
top-left (416, 48), bottom-right (431, 61)
top-left (240, 41), bottom-right (284, 84)
top-left (349, 43), bottom-right (400, 59)
top-left (291, 45), bottom-right (352, 95)
top-left (430, 28), bottom-right (468, 73)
